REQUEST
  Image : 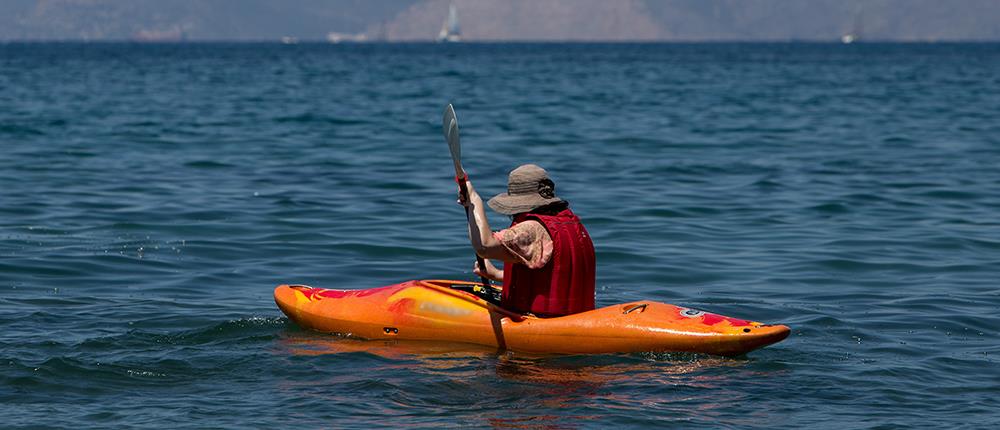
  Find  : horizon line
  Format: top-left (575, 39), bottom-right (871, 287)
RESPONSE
top-left (4, 39), bottom-right (1000, 44)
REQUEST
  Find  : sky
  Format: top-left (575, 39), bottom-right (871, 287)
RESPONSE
top-left (1, 0), bottom-right (999, 42)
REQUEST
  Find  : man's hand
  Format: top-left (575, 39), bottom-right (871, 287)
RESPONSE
top-left (473, 258), bottom-right (503, 281)
top-left (456, 179), bottom-right (482, 208)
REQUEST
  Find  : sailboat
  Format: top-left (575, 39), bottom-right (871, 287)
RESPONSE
top-left (437, 3), bottom-right (461, 42)
top-left (841, 5), bottom-right (863, 44)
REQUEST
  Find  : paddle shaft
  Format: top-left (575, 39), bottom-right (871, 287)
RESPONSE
top-left (444, 104), bottom-right (491, 288)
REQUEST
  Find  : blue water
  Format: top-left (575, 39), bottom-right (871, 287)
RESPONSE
top-left (2, 42), bottom-right (999, 428)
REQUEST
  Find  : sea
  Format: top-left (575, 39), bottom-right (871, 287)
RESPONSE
top-left (1, 42), bottom-right (998, 429)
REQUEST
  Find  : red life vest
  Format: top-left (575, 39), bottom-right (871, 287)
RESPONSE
top-left (501, 208), bottom-right (596, 317)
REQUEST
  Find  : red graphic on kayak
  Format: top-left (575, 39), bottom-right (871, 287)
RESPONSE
top-left (293, 285), bottom-right (397, 301)
top-left (702, 313), bottom-right (752, 327)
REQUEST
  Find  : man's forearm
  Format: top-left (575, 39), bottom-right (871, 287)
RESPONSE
top-left (483, 259), bottom-right (504, 281)
top-left (469, 200), bottom-right (492, 250)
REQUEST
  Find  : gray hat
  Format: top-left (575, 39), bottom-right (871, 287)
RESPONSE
top-left (487, 164), bottom-right (564, 215)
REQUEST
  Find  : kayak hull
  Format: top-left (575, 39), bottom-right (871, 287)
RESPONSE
top-left (274, 280), bottom-right (790, 356)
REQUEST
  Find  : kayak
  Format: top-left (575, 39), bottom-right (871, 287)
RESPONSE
top-left (274, 279), bottom-right (790, 356)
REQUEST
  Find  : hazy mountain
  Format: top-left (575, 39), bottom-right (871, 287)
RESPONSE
top-left (379, 0), bottom-right (662, 41)
top-left (0, 0), bottom-right (419, 41)
top-left (638, 0), bottom-right (1000, 41)
top-left (1, 0), bottom-right (998, 41)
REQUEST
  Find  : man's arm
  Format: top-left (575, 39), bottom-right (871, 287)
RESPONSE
top-left (458, 179), bottom-right (519, 263)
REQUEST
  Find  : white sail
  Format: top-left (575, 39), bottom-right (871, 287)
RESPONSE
top-left (841, 5), bottom-right (863, 44)
top-left (437, 3), bottom-right (461, 42)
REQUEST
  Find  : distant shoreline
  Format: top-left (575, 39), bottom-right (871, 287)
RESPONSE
top-left (3, 40), bottom-right (1000, 44)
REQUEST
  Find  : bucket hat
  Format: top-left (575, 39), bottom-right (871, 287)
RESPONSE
top-left (487, 164), bottom-right (564, 215)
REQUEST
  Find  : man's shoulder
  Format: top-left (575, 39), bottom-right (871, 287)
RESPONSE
top-left (512, 219), bottom-right (550, 241)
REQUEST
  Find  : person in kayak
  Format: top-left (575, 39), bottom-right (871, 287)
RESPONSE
top-left (457, 164), bottom-right (596, 317)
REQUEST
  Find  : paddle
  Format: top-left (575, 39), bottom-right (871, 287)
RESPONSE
top-left (443, 104), bottom-right (491, 288)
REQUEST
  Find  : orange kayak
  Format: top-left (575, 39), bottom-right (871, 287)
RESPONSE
top-left (274, 279), bottom-right (790, 356)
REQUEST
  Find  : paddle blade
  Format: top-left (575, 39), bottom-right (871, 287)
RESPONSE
top-left (448, 119), bottom-right (464, 176)
top-left (442, 104), bottom-right (457, 138)
top-left (442, 104), bottom-right (464, 177)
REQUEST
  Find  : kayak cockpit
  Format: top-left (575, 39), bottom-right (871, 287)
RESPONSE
top-left (420, 279), bottom-right (503, 305)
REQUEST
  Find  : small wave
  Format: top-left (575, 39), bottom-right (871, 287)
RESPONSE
top-left (125, 369), bottom-right (167, 378)
top-left (63, 150), bottom-right (98, 158)
top-left (808, 202), bottom-right (851, 214)
top-left (752, 177), bottom-right (783, 189)
top-left (623, 207), bottom-right (688, 218)
top-left (919, 190), bottom-right (981, 201)
top-left (676, 205), bottom-right (723, 216)
top-left (184, 160), bottom-right (236, 169)
top-left (273, 113), bottom-right (366, 125)
top-left (78, 316), bottom-right (288, 351)
top-left (882, 135), bottom-right (916, 144)
top-left (807, 258), bottom-right (940, 272)
top-left (0, 124), bottom-right (44, 136)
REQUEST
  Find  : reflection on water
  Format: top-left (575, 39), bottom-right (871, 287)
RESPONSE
top-left (489, 353), bottom-right (769, 428)
top-left (278, 333), bottom-right (498, 361)
top-left (276, 333), bottom-right (788, 428)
